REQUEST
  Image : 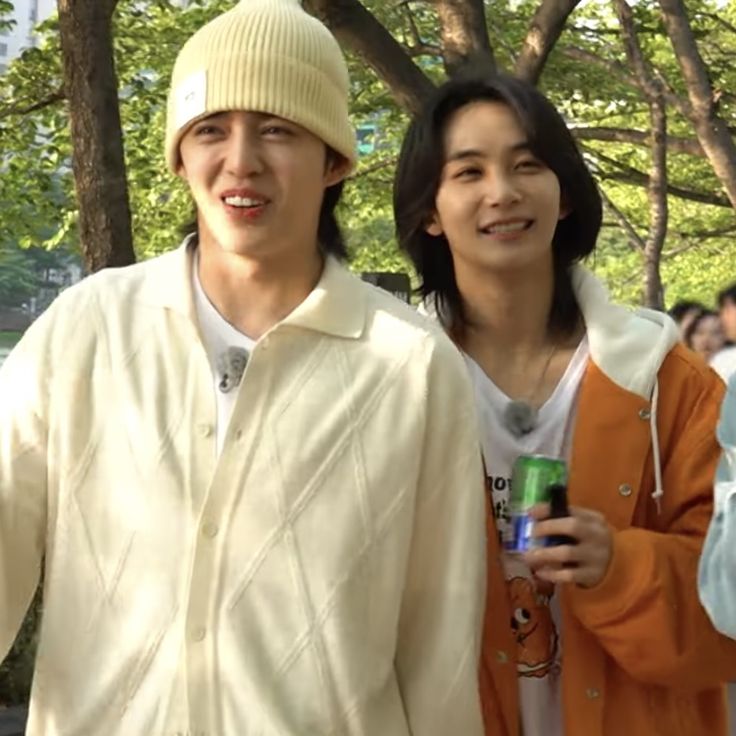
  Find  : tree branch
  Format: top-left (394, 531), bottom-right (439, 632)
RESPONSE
top-left (398, 1), bottom-right (441, 57)
top-left (572, 126), bottom-right (702, 156)
top-left (560, 46), bottom-right (691, 117)
top-left (304, 0), bottom-right (435, 114)
top-left (659, 0), bottom-right (736, 208)
top-left (348, 155), bottom-right (398, 180)
top-left (613, 0), bottom-right (656, 96)
top-left (514, 0), bottom-right (583, 83)
top-left (613, 0), bottom-right (667, 307)
top-left (600, 189), bottom-right (645, 251)
top-left (663, 224), bottom-right (736, 257)
top-left (432, 0), bottom-right (495, 76)
top-left (0, 88), bottom-right (65, 119)
top-left (586, 147), bottom-right (731, 207)
top-left (643, 88), bottom-right (668, 307)
top-left (694, 11), bottom-right (736, 37)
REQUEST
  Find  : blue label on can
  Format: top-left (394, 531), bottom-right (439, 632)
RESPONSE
top-left (504, 513), bottom-right (546, 552)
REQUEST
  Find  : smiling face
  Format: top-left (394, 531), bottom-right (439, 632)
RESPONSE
top-left (177, 110), bottom-right (348, 261)
top-left (427, 100), bottom-right (567, 277)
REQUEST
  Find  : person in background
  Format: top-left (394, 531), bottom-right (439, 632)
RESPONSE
top-left (393, 72), bottom-right (736, 736)
top-left (718, 284), bottom-right (736, 344)
top-left (0, 1), bottom-right (487, 734)
top-left (712, 286), bottom-right (736, 382)
top-left (668, 298), bottom-right (706, 342)
top-left (683, 308), bottom-right (726, 364)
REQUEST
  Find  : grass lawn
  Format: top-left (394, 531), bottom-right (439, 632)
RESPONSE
top-left (0, 332), bottom-right (23, 349)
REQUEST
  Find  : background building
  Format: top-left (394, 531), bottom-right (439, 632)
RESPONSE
top-left (0, 0), bottom-right (55, 73)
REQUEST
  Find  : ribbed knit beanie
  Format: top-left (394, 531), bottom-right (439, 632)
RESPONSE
top-left (165, 0), bottom-right (356, 172)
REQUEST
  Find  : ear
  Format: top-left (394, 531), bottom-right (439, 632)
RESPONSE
top-left (558, 193), bottom-right (571, 221)
top-left (324, 154), bottom-right (351, 188)
top-left (176, 157), bottom-right (188, 182)
top-left (425, 213), bottom-right (443, 237)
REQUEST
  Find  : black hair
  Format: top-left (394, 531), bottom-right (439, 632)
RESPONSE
top-left (668, 299), bottom-right (706, 323)
top-left (181, 147), bottom-right (348, 260)
top-left (717, 284), bottom-right (736, 309)
top-left (683, 308), bottom-right (719, 348)
top-left (393, 73), bottom-right (602, 338)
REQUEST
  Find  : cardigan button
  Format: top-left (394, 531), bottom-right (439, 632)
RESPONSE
top-left (618, 483), bottom-right (633, 497)
top-left (496, 650), bottom-right (508, 663)
top-left (638, 408), bottom-right (651, 420)
top-left (202, 520), bottom-right (219, 538)
top-left (585, 687), bottom-right (600, 699)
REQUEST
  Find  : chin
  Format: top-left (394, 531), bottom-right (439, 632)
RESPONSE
top-left (477, 251), bottom-right (545, 274)
top-left (208, 233), bottom-right (267, 257)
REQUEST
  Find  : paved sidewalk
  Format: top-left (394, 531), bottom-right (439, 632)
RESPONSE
top-left (0, 707), bottom-right (26, 736)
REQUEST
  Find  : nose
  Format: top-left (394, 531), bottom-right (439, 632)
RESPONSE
top-left (225, 128), bottom-right (263, 178)
top-left (485, 170), bottom-right (521, 207)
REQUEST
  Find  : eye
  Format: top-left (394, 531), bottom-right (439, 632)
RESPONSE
top-left (192, 123), bottom-right (222, 138)
top-left (262, 124), bottom-right (293, 137)
top-left (515, 158), bottom-right (542, 171)
top-left (514, 607), bottom-right (531, 624)
top-left (453, 167), bottom-right (481, 180)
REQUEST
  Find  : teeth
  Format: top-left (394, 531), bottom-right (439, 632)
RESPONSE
top-left (485, 221), bottom-right (528, 234)
top-left (224, 196), bottom-right (265, 207)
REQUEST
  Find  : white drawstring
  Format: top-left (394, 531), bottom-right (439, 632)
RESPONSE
top-left (650, 379), bottom-right (664, 514)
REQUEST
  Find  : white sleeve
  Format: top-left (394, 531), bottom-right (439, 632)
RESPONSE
top-left (0, 312), bottom-right (52, 659)
top-left (699, 374), bottom-right (736, 639)
top-left (395, 337), bottom-right (486, 735)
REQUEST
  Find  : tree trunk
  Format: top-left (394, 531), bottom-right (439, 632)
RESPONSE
top-left (57, 0), bottom-right (135, 272)
top-left (515, 0), bottom-right (583, 83)
top-left (304, 0), bottom-right (435, 115)
top-left (658, 0), bottom-right (736, 210)
top-left (643, 90), bottom-right (667, 310)
top-left (433, 0), bottom-right (495, 77)
top-left (613, 0), bottom-right (667, 308)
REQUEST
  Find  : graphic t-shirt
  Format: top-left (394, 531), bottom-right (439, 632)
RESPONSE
top-left (192, 255), bottom-right (255, 455)
top-left (464, 338), bottom-right (589, 736)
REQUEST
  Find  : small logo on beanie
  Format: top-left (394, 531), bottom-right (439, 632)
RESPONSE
top-left (176, 70), bottom-right (208, 130)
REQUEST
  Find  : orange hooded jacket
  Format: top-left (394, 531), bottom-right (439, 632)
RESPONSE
top-left (478, 268), bottom-right (736, 736)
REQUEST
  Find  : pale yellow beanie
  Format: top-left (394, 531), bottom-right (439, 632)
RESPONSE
top-left (165, 0), bottom-right (356, 172)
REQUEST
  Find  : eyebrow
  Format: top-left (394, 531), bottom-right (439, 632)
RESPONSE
top-left (446, 141), bottom-right (533, 163)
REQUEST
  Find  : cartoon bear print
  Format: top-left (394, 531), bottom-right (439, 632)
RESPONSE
top-left (508, 576), bottom-right (559, 679)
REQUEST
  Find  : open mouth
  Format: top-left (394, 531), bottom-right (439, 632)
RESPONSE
top-left (479, 220), bottom-right (533, 235)
top-left (222, 195), bottom-right (268, 210)
top-left (220, 191), bottom-right (271, 220)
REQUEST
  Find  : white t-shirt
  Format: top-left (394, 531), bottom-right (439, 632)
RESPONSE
top-left (464, 337), bottom-right (589, 736)
top-left (192, 256), bottom-right (256, 454)
top-left (710, 346), bottom-right (736, 384)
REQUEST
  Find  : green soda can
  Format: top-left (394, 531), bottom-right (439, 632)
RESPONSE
top-left (504, 454), bottom-right (568, 553)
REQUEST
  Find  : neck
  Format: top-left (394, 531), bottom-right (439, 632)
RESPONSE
top-left (197, 238), bottom-right (324, 340)
top-left (454, 256), bottom-right (584, 407)
top-left (456, 256), bottom-right (557, 358)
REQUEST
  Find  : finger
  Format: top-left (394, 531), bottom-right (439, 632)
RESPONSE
top-left (528, 503), bottom-right (551, 520)
top-left (532, 516), bottom-right (581, 539)
top-left (534, 566), bottom-right (582, 585)
top-left (523, 543), bottom-right (581, 570)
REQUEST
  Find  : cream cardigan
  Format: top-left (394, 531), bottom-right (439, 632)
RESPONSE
top-left (0, 244), bottom-right (486, 736)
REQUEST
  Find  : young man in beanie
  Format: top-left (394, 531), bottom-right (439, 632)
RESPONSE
top-left (0, 1), bottom-right (486, 734)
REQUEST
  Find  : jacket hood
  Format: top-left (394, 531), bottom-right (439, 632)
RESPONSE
top-left (572, 265), bottom-right (679, 400)
top-left (421, 265), bottom-right (679, 401)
